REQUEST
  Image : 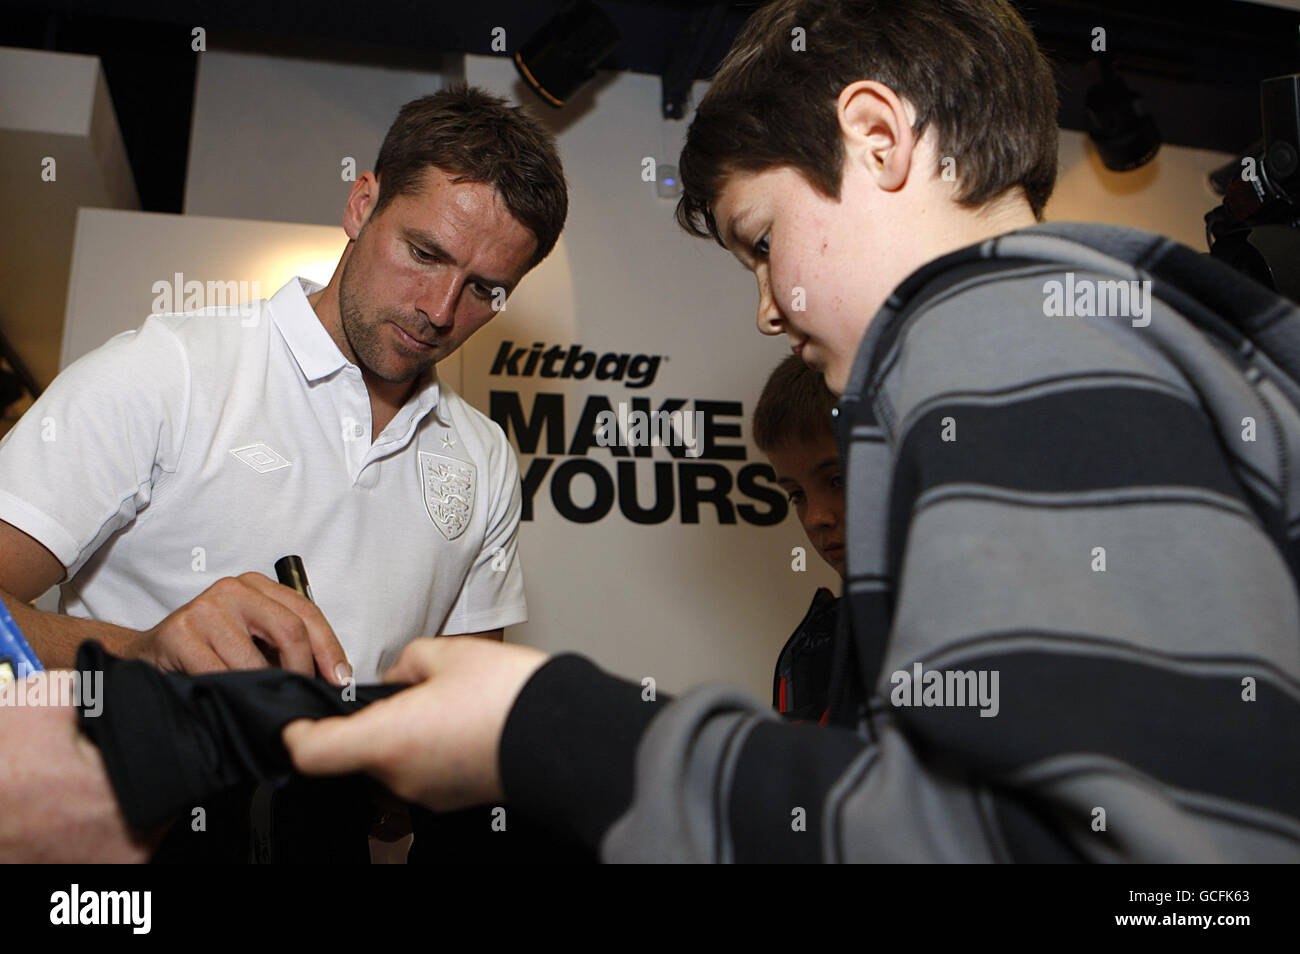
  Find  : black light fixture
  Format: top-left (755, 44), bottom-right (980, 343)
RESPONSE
top-left (660, 2), bottom-right (731, 120)
top-left (514, 1), bottom-right (622, 108)
top-left (1085, 56), bottom-right (1161, 171)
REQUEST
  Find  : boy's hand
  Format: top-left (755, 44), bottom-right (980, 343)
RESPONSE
top-left (281, 636), bottom-right (549, 811)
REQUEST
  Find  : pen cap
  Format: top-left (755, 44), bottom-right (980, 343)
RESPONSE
top-left (274, 555), bottom-right (314, 603)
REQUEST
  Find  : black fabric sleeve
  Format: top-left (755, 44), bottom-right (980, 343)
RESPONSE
top-left (726, 719), bottom-right (873, 862)
top-left (74, 640), bottom-right (405, 831)
top-left (498, 653), bottom-right (667, 850)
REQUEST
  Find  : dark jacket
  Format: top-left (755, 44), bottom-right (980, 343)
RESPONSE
top-left (772, 587), bottom-right (838, 724)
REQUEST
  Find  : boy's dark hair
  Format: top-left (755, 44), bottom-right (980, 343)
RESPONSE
top-left (753, 355), bottom-right (839, 452)
top-left (676, 0), bottom-right (1059, 243)
top-left (373, 84), bottom-right (568, 269)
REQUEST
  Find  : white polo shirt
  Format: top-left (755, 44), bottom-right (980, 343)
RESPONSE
top-left (0, 277), bottom-right (526, 681)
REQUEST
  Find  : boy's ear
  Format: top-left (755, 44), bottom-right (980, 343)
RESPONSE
top-left (837, 80), bottom-right (916, 194)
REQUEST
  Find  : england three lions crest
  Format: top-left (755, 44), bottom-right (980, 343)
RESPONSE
top-left (419, 451), bottom-right (476, 541)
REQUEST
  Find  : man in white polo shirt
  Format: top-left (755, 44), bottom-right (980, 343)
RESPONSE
top-left (0, 83), bottom-right (566, 688)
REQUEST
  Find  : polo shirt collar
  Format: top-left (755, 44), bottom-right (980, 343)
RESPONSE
top-left (268, 276), bottom-right (443, 424)
top-left (270, 277), bottom-right (349, 383)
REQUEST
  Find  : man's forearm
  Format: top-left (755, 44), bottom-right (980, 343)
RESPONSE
top-left (0, 586), bottom-right (143, 669)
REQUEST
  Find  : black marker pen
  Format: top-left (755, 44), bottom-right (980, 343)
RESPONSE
top-left (274, 554), bottom-right (314, 604)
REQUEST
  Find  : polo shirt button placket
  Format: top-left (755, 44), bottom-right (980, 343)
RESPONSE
top-left (344, 421), bottom-right (366, 484)
top-left (356, 464), bottom-right (378, 490)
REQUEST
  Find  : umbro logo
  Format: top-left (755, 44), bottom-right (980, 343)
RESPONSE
top-left (230, 443), bottom-right (292, 474)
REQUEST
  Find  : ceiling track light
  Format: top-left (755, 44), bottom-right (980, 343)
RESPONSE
top-left (1085, 55), bottom-right (1162, 172)
top-left (514, 1), bottom-right (622, 109)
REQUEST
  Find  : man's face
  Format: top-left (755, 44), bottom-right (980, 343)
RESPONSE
top-left (338, 168), bottom-right (538, 383)
top-left (712, 163), bottom-right (901, 396)
top-left (765, 431), bottom-right (846, 577)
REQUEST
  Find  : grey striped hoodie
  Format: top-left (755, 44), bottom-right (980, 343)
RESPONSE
top-left (499, 223), bottom-right (1300, 862)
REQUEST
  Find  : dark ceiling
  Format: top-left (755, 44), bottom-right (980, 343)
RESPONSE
top-left (3, 0), bottom-right (1300, 213)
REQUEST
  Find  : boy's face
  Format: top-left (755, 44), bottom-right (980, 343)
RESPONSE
top-left (712, 162), bottom-right (896, 396)
top-left (765, 432), bottom-right (846, 577)
top-left (711, 81), bottom-right (950, 396)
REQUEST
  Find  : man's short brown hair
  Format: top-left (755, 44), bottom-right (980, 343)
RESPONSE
top-left (374, 84), bottom-right (568, 269)
top-left (753, 355), bottom-right (839, 453)
top-left (677, 0), bottom-right (1059, 243)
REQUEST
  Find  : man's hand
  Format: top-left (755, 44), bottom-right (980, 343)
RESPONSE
top-left (127, 572), bottom-right (352, 685)
top-left (0, 675), bottom-right (162, 862)
top-left (282, 636), bottom-right (549, 811)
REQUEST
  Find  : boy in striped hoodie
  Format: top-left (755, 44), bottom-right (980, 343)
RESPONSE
top-left (284, 0), bottom-right (1300, 862)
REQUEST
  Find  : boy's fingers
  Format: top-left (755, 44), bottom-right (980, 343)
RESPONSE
top-left (382, 637), bottom-right (443, 684)
top-left (282, 710), bottom-right (386, 777)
